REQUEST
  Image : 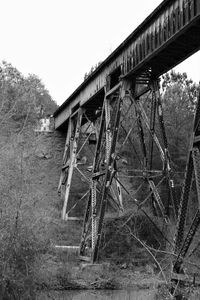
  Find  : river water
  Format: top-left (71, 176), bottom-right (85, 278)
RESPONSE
top-left (37, 288), bottom-right (200, 299)
top-left (37, 289), bottom-right (156, 300)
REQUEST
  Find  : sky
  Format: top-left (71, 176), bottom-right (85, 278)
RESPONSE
top-left (0, 0), bottom-right (199, 105)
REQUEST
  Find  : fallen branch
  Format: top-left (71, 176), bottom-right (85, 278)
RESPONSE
top-left (145, 244), bottom-right (200, 271)
top-left (125, 224), bottom-right (168, 284)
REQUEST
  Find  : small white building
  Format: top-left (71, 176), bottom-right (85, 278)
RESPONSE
top-left (35, 116), bottom-right (54, 133)
top-left (40, 117), bottom-right (50, 131)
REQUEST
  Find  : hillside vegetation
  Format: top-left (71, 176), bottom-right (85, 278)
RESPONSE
top-left (0, 61), bottom-right (63, 299)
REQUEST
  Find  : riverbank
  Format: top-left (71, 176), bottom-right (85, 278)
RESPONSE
top-left (33, 247), bottom-right (200, 300)
top-left (37, 289), bottom-right (157, 300)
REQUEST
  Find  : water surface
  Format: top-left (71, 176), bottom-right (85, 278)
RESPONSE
top-left (37, 289), bottom-right (156, 300)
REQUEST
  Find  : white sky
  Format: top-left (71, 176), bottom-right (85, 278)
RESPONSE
top-left (0, 0), bottom-right (199, 105)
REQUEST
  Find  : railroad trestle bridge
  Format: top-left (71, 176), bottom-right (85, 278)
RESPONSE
top-left (53, 0), bottom-right (200, 279)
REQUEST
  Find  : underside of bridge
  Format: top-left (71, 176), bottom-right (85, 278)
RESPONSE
top-left (54, 0), bottom-right (200, 286)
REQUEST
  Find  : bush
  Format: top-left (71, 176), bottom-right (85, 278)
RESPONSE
top-left (100, 211), bottom-right (166, 263)
top-left (0, 221), bottom-right (50, 299)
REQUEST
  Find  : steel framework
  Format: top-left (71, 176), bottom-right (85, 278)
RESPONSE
top-left (58, 74), bottom-right (181, 262)
top-left (55, 0), bottom-right (200, 282)
top-left (58, 76), bottom-right (200, 280)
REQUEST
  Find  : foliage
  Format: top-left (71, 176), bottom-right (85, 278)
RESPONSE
top-left (101, 211), bottom-right (166, 263)
top-left (84, 61), bottom-right (102, 81)
top-left (162, 71), bottom-right (199, 174)
top-left (0, 61), bottom-right (57, 132)
top-left (0, 61), bottom-right (58, 299)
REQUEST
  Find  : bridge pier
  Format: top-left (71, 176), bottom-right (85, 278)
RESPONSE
top-left (56, 74), bottom-right (178, 263)
top-left (58, 108), bottom-right (97, 221)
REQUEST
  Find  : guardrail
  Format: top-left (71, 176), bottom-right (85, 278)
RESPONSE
top-left (123, 0), bottom-right (200, 75)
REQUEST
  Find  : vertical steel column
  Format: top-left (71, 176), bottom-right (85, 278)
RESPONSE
top-left (79, 102), bottom-right (106, 257)
top-left (90, 103), bottom-right (106, 252)
top-left (151, 79), bottom-right (178, 218)
top-left (148, 85), bottom-right (157, 215)
top-left (148, 84), bottom-right (157, 171)
top-left (79, 192), bottom-right (91, 256)
top-left (134, 96), bottom-right (148, 170)
top-left (173, 210), bottom-right (200, 273)
top-left (105, 98), bottom-right (112, 163)
top-left (91, 180), bottom-right (97, 250)
top-left (173, 92), bottom-right (200, 273)
top-left (105, 97), bottom-right (123, 211)
top-left (62, 109), bottom-right (83, 220)
top-left (174, 152), bottom-right (194, 254)
top-left (92, 85), bottom-right (123, 263)
top-left (58, 118), bottom-right (72, 194)
top-left (115, 174), bottom-right (124, 211)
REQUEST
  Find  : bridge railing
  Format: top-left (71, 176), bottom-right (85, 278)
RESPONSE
top-left (123, 0), bottom-right (200, 75)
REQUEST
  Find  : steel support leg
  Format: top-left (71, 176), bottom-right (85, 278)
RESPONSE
top-left (92, 86), bottom-right (123, 262)
top-left (130, 82), bottom-right (172, 220)
top-left (173, 92), bottom-right (200, 274)
top-left (58, 117), bottom-right (72, 194)
top-left (62, 109), bottom-right (83, 220)
top-left (79, 101), bottom-right (106, 258)
top-left (151, 79), bottom-right (178, 219)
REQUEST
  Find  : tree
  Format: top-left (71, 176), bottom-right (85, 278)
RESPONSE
top-left (162, 70), bottom-right (199, 171)
top-left (0, 61), bottom-right (57, 134)
top-left (0, 61), bottom-right (58, 298)
top-left (84, 61), bottom-right (102, 80)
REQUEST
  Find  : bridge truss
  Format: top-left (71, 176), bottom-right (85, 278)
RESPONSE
top-left (54, 0), bottom-right (200, 281)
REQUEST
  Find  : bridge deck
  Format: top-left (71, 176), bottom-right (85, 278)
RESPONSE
top-left (54, 0), bottom-right (200, 129)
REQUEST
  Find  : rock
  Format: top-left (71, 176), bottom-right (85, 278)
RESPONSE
top-left (121, 263), bottom-right (128, 269)
top-left (80, 262), bottom-right (110, 273)
top-left (35, 144), bottom-right (52, 159)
